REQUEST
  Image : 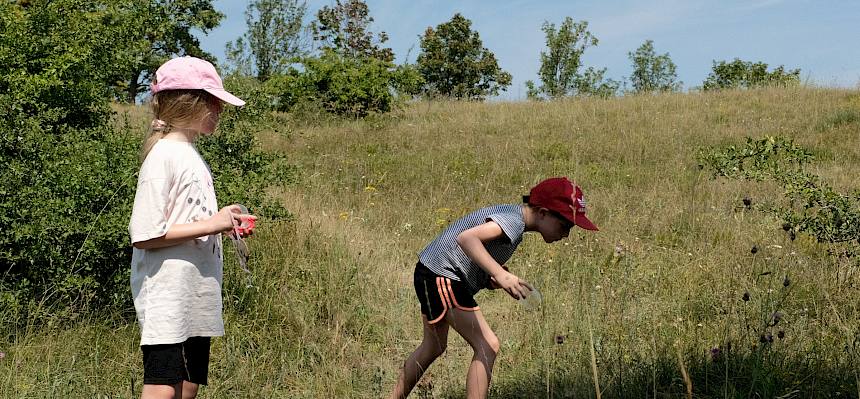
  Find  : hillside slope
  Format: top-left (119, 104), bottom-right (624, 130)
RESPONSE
top-left (3, 87), bottom-right (859, 398)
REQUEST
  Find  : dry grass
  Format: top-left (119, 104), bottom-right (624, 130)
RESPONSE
top-left (2, 86), bottom-right (859, 398)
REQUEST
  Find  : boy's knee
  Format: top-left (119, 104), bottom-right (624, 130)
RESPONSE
top-left (475, 334), bottom-right (500, 358)
top-left (487, 335), bottom-right (501, 355)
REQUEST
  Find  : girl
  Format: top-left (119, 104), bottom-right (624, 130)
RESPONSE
top-left (389, 177), bottom-right (598, 399)
top-left (128, 56), bottom-right (256, 399)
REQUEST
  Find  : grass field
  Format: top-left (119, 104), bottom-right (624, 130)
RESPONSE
top-left (2, 86), bottom-right (859, 398)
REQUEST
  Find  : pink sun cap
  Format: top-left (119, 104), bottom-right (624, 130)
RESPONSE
top-left (150, 56), bottom-right (245, 106)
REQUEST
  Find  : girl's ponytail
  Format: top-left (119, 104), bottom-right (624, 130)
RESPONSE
top-left (140, 118), bottom-right (170, 161)
top-left (140, 89), bottom-right (215, 162)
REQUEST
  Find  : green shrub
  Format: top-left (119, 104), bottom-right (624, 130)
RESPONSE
top-left (198, 104), bottom-right (298, 221)
top-left (0, 1), bottom-right (141, 319)
top-left (698, 136), bottom-right (860, 244)
top-left (0, 1), bottom-right (297, 329)
top-left (265, 50), bottom-right (420, 117)
top-left (703, 59), bottom-right (800, 91)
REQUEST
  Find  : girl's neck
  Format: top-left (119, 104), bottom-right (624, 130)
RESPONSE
top-left (162, 128), bottom-right (200, 143)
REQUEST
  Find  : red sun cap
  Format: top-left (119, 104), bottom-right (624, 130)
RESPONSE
top-left (526, 177), bottom-right (598, 231)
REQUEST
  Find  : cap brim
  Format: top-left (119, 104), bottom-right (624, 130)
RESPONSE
top-left (575, 214), bottom-right (599, 231)
top-left (205, 88), bottom-right (245, 106)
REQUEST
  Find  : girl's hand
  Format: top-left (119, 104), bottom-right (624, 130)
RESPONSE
top-left (492, 270), bottom-right (533, 300)
top-left (211, 205), bottom-right (257, 236)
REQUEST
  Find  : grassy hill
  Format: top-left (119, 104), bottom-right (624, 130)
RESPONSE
top-left (2, 87), bottom-right (859, 398)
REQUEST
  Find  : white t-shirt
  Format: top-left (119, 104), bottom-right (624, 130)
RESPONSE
top-left (128, 139), bottom-right (224, 345)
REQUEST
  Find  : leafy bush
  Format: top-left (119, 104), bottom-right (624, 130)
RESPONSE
top-left (698, 136), bottom-right (860, 244)
top-left (0, 1), bottom-right (141, 322)
top-left (0, 1), bottom-right (298, 329)
top-left (628, 39), bottom-right (681, 94)
top-left (265, 50), bottom-right (420, 117)
top-left (703, 59), bottom-right (800, 91)
top-left (197, 80), bottom-right (298, 220)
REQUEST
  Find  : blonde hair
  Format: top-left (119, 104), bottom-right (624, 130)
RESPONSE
top-left (140, 89), bottom-right (219, 161)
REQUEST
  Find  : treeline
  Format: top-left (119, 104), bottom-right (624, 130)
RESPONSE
top-left (215, 0), bottom-right (802, 116)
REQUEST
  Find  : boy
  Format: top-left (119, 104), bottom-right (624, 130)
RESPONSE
top-left (390, 177), bottom-right (598, 399)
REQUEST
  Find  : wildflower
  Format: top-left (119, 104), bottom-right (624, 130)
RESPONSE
top-left (742, 291), bottom-right (750, 302)
top-left (783, 276), bottom-right (791, 287)
top-left (770, 312), bottom-right (783, 326)
top-left (709, 347), bottom-right (722, 362)
top-left (0, 352), bottom-right (4, 360)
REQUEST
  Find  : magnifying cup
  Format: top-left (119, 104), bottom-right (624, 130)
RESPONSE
top-left (518, 286), bottom-right (542, 310)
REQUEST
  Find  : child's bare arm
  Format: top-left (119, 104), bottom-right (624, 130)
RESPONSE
top-left (133, 205), bottom-right (255, 249)
top-left (457, 222), bottom-right (531, 299)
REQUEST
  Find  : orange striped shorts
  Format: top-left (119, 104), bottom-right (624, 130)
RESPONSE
top-left (414, 262), bottom-right (479, 324)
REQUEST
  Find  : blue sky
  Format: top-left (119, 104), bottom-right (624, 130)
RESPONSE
top-left (198, 0), bottom-right (860, 100)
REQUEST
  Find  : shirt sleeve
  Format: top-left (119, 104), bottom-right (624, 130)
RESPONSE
top-left (486, 211), bottom-right (525, 244)
top-left (129, 177), bottom-right (171, 244)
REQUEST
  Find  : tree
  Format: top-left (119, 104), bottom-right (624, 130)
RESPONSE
top-left (114, 0), bottom-right (224, 103)
top-left (225, 0), bottom-right (308, 81)
top-left (416, 13), bottom-right (511, 100)
top-left (628, 40), bottom-right (681, 94)
top-left (703, 58), bottom-right (800, 91)
top-left (312, 0), bottom-right (393, 62)
top-left (525, 17), bottom-right (618, 99)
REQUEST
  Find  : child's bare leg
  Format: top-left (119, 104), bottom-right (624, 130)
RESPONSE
top-left (390, 315), bottom-right (450, 399)
top-left (141, 383), bottom-right (181, 399)
top-left (181, 381), bottom-right (198, 399)
top-left (141, 380), bottom-right (198, 399)
top-left (446, 308), bottom-right (500, 399)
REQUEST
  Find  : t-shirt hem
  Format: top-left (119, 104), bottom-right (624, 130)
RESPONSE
top-left (139, 331), bottom-right (224, 346)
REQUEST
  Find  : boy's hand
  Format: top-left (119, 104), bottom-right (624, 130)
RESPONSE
top-left (489, 266), bottom-right (509, 289)
top-left (493, 270), bottom-right (533, 300)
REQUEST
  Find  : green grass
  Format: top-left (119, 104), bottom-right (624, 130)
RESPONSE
top-left (2, 86), bottom-right (860, 398)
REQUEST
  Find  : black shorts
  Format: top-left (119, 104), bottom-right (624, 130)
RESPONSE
top-left (142, 336), bottom-right (211, 385)
top-left (414, 262), bottom-right (479, 324)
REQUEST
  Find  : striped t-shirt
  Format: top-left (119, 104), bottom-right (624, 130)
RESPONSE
top-left (418, 204), bottom-right (526, 295)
